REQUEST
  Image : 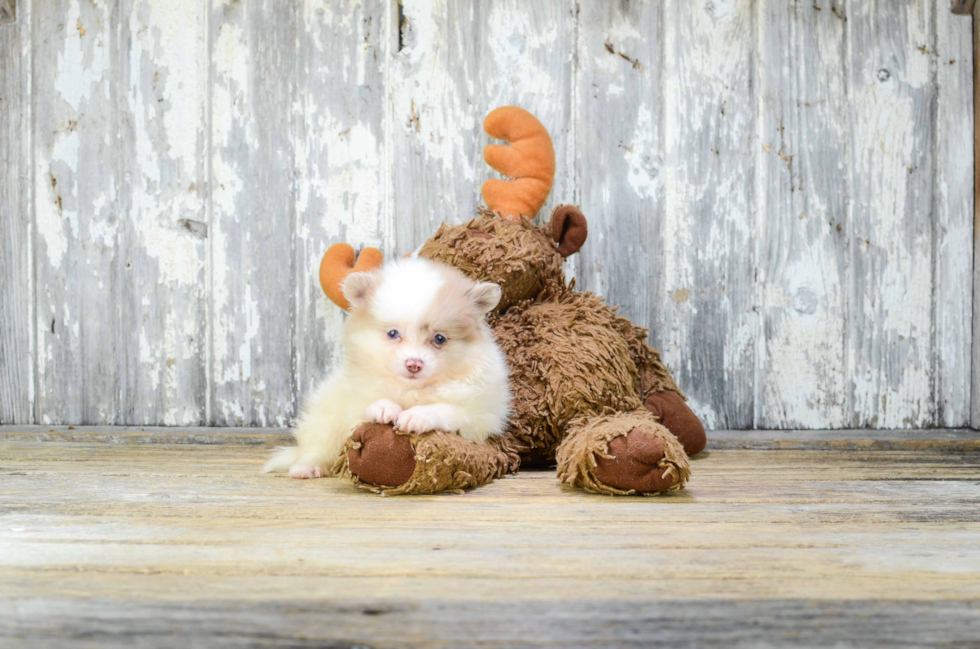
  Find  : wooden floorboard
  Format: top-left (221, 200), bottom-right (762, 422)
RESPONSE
top-left (2, 425), bottom-right (978, 450)
top-left (0, 434), bottom-right (978, 647)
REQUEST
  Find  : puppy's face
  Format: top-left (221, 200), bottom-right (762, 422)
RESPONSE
top-left (342, 258), bottom-right (501, 385)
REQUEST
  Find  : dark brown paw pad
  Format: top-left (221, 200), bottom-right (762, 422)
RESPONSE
top-left (347, 423), bottom-right (417, 487)
top-left (644, 390), bottom-right (706, 456)
top-left (593, 429), bottom-right (678, 493)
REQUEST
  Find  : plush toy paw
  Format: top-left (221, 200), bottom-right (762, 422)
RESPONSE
top-left (365, 399), bottom-right (403, 425)
top-left (556, 410), bottom-right (689, 495)
top-left (346, 422), bottom-right (417, 488)
top-left (643, 390), bottom-right (706, 456)
top-left (592, 429), bottom-right (678, 493)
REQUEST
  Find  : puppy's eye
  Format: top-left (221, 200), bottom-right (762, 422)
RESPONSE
top-left (432, 334), bottom-right (447, 346)
top-left (387, 330), bottom-right (399, 340)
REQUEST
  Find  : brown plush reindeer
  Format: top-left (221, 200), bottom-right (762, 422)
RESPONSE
top-left (318, 107), bottom-right (705, 495)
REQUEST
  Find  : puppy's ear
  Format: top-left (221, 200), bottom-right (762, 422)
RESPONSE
top-left (342, 271), bottom-right (380, 311)
top-left (467, 282), bottom-right (502, 315)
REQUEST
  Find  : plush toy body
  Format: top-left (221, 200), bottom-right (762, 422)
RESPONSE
top-left (320, 107), bottom-right (705, 495)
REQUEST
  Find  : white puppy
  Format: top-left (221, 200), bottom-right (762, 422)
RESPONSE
top-left (262, 256), bottom-right (511, 479)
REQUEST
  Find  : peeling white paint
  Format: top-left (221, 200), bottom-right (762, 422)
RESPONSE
top-left (849, 28), bottom-right (936, 428)
top-left (11, 0), bottom-right (973, 430)
top-left (625, 105), bottom-right (658, 199)
top-left (662, 0), bottom-right (756, 427)
top-left (54, 0), bottom-right (108, 112)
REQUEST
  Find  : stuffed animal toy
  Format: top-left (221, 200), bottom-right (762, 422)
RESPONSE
top-left (318, 106), bottom-right (705, 496)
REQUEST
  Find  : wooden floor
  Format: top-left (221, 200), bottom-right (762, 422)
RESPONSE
top-left (1, 428), bottom-right (979, 648)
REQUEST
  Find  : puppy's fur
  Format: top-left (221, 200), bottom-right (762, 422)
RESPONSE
top-left (262, 257), bottom-right (511, 479)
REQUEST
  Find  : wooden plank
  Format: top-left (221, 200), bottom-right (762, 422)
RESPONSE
top-left (707, 427), bottom-right (980, 451)
top-left (973, 3), bottom-right (980, 429)
top-left (209, 0), bottom-right (297, 426)
top-left (847, 1), bottom-right (938, 428)
top-left (32, 0), bottom-right (120, 424)
top-left (575, 1), bottom-right (668, 353)
top-left (0, 425), bottom-right (973, 448)
top-left (662, 0), bottom-right (756, 429)
top-left (4, 425), bottom-right (979, 450)
top-left (293, 0), bottom-right (389, 402)
top-left (0, 425), bottom-right (293, 445)
top-left (0, 440), bottom-right (978, 649)
top-left (935, 4), bottom-right (974, 427)
top-left (755, 0), bottom-right (848, 428)
top-left (0, 0), bottom-right (32, 423)
top-left (115, 0), bottom-right (208, 425)
top-left (388, 0), bottom-right (575, 254)
top-left (2, 599), bottom-right (979, 649)
top-left (0, 0), bottom-right (12, 25)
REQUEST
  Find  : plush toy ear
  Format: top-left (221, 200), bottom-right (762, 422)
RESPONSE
top-left (319, 243), bottom-right (384, 310)
top-left (467, 282), bottom-right (502, 315)
top-left (550, 205), bottom-right (588, 257)
top-left (342, 271), bottom-right (381, 311)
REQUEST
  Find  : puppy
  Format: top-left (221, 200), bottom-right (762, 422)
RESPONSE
top-left (262, 256), bottom-right (511, 479)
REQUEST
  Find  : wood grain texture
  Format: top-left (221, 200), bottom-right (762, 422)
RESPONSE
top-left (935, 5), bottom-right (974, 427)
top-left (847, 1), bottom-right (938, 428)
top-left (4, 425), bottom-right (978, 450)
top-left (32, 0), bottom-right (121, 424)
top-left (4, 598), bottom-right (980, 649)
top-left (0, 0), bottom-right (32, 423)
top-left (575, 0), bottom-right (667, 350)
top-left (1, 0), bottom-right (977, 430)
top-left (389, 0), bottom-right (575, 254)
top-left (1, 439), bottom-right (979, 646)
top-left (973, 3), bottom-right (980, 430)
top-left (293, 0), bottom-right (389, 403)
top-left (0, 0), bottom-right (12, 25)
top-left (208, 0), bottom-right (297, 426)
top-left (662, 0), bottom-right (757, 429)
top-left (117, 0), bottom-right (208, 425)
top-left (756, 0), bottom-right (848, 428)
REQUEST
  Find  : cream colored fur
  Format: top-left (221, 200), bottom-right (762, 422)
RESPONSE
top-left (262, 257), bottom-right (510, 479)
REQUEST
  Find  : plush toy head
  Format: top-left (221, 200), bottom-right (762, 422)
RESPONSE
top-left (418, 205), bottom-right (586, 313)
top-left (418, 106), bottom-right (587, 312)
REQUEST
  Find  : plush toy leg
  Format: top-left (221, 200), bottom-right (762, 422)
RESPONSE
top-left (334, 422), bottom-right (521, 495)
top-left (616, 323), bottom-right (707, 456)
top-left (643, 391), bottom-right (706, 456)
top-left (616, 321), bottom-right (680, 395)
top-left (555, 409), bottom-right (690, 495)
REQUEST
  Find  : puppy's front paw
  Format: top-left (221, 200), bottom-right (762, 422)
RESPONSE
top-left (289, 464), bottom-right (323, 479)
top-left (365, 398), bottom-right (402, 424)
top-left (396, 406), bottom-right (444, 434)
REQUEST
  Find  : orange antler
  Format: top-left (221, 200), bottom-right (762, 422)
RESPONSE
top-left (481, 106), bottom-right (555, 221)
top-left (319, 243), bottom-right (383, 310)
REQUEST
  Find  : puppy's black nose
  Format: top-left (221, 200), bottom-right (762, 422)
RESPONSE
top-left (405, 359), bottom-right (423, 374)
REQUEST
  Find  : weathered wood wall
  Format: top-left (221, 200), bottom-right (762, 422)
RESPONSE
top-left (0, 0), bottom-right (975, 429)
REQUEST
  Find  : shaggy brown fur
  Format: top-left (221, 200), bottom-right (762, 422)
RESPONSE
top-left (335, 423), bottom-right (521, 495)
top-left (342, 205), bottom-right (704, 496)
top-left (607, 305), bottom-right (681, 398)
top-left (491, 290), bottom-right (646, 459)
top-left (556, 409), bottom-right (690, 495)
top-left (419, 209), bottom-right (682, 403)
top-left (418, 208), bottom-right (564, 312)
